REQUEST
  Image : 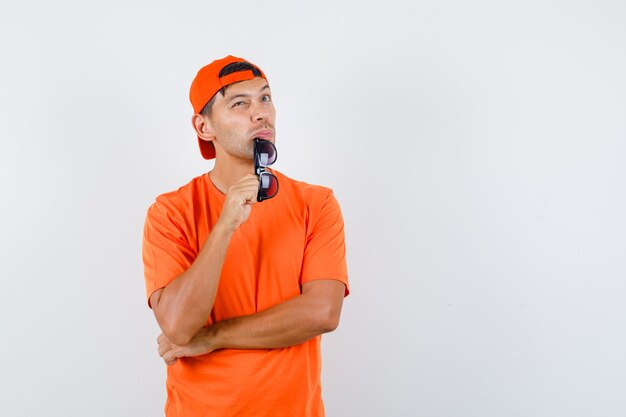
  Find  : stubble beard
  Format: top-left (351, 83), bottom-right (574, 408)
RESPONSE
top-left (217, 133), bottom-right (255, 162)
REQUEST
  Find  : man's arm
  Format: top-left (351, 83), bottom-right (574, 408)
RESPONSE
top-left (151, 174), bottom-right (260, 346)
top-left (157, 279), bottom-right (346, 365)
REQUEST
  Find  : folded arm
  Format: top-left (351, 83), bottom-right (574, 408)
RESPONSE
top-left (157, 279), bottom-right (346, 364)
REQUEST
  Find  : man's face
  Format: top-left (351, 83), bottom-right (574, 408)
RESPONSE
top-left (205, 77), bottom-right (276, 161)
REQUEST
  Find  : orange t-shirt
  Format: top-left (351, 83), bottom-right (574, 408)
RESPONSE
top-left (142, 170), bottom-right (349, 417)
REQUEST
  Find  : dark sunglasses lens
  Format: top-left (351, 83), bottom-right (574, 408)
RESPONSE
top-left (255, 140), bottom-right (277, 166)
top-left (258, 173), bottom-right (278, 200)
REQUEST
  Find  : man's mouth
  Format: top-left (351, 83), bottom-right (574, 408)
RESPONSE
top-left (252, 129), bottom-right (273, 140)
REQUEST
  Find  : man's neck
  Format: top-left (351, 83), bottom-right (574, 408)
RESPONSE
top-left (209, 155), bottom-right (255, 195)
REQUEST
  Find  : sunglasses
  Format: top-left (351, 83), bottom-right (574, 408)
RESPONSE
top-left (254, 138), bottom-right (279, 202)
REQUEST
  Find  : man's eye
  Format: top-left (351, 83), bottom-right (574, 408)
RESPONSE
top-left (233, 101), bottom-right (245, 107)
top-left (261, 95), bottom-right (271, 102)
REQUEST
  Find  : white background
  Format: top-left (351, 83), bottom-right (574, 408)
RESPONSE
top-left (1, 1), bottom-right (625, 416)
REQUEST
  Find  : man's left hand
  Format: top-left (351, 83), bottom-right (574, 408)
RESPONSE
top-left (157, 326), bottom-right (216, 365)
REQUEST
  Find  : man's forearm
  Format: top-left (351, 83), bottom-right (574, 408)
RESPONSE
top-left (153, 223), bottom-right (234, 346)
top-left (208, 280), bottom-right (345, 350)
top-left (210, 295), bottom-right (334, 349)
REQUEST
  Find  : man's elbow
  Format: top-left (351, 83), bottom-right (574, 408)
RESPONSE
top-left (321, 316), bottom-right (340, 333)
top-left (160, 319), bottom-right (195, 346)
top-left (314, 303), bottom-right (342, 334)
top-left (166, 331), bottom-right (194, 347)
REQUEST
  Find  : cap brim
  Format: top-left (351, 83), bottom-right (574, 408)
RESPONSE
top-left (198, 137), bottom-right (216, 159)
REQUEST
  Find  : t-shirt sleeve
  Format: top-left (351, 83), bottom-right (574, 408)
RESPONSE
top-left (142, 200), bottom-right (196, 307)
top-left (300, 189), bottom-right (350, 296)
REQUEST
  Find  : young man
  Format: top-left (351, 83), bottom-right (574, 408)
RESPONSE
top-left (142, 55), bottom-right (349, 417)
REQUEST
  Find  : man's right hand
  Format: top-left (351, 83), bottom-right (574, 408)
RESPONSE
top-left (216, 174), bottom-right (259, 232)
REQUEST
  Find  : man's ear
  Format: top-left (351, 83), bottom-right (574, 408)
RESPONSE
top-left (192, 114), bottom-right (215, 142)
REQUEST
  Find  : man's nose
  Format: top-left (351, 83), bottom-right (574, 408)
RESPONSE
top-left (251, 102), bottom-right (269, 121)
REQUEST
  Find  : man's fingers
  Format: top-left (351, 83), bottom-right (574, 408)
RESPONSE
top-left (217, 174), bottom-right (261, 231)
top-left (243, 189), bottom-right (258, 204)
top-left (163, 353), bottom-right (178, 365)
top-left (163, 350), bottom-right (182, 365)
top-left (231, 185), bottom-right (259, 202)
top-left (157, 333), bottom-right (177, 359)
top-left (158, 343), bottom-right (169, 357)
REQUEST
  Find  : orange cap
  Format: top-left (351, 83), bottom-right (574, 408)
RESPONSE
top-left (189, 55), bottom-right (267, 159)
